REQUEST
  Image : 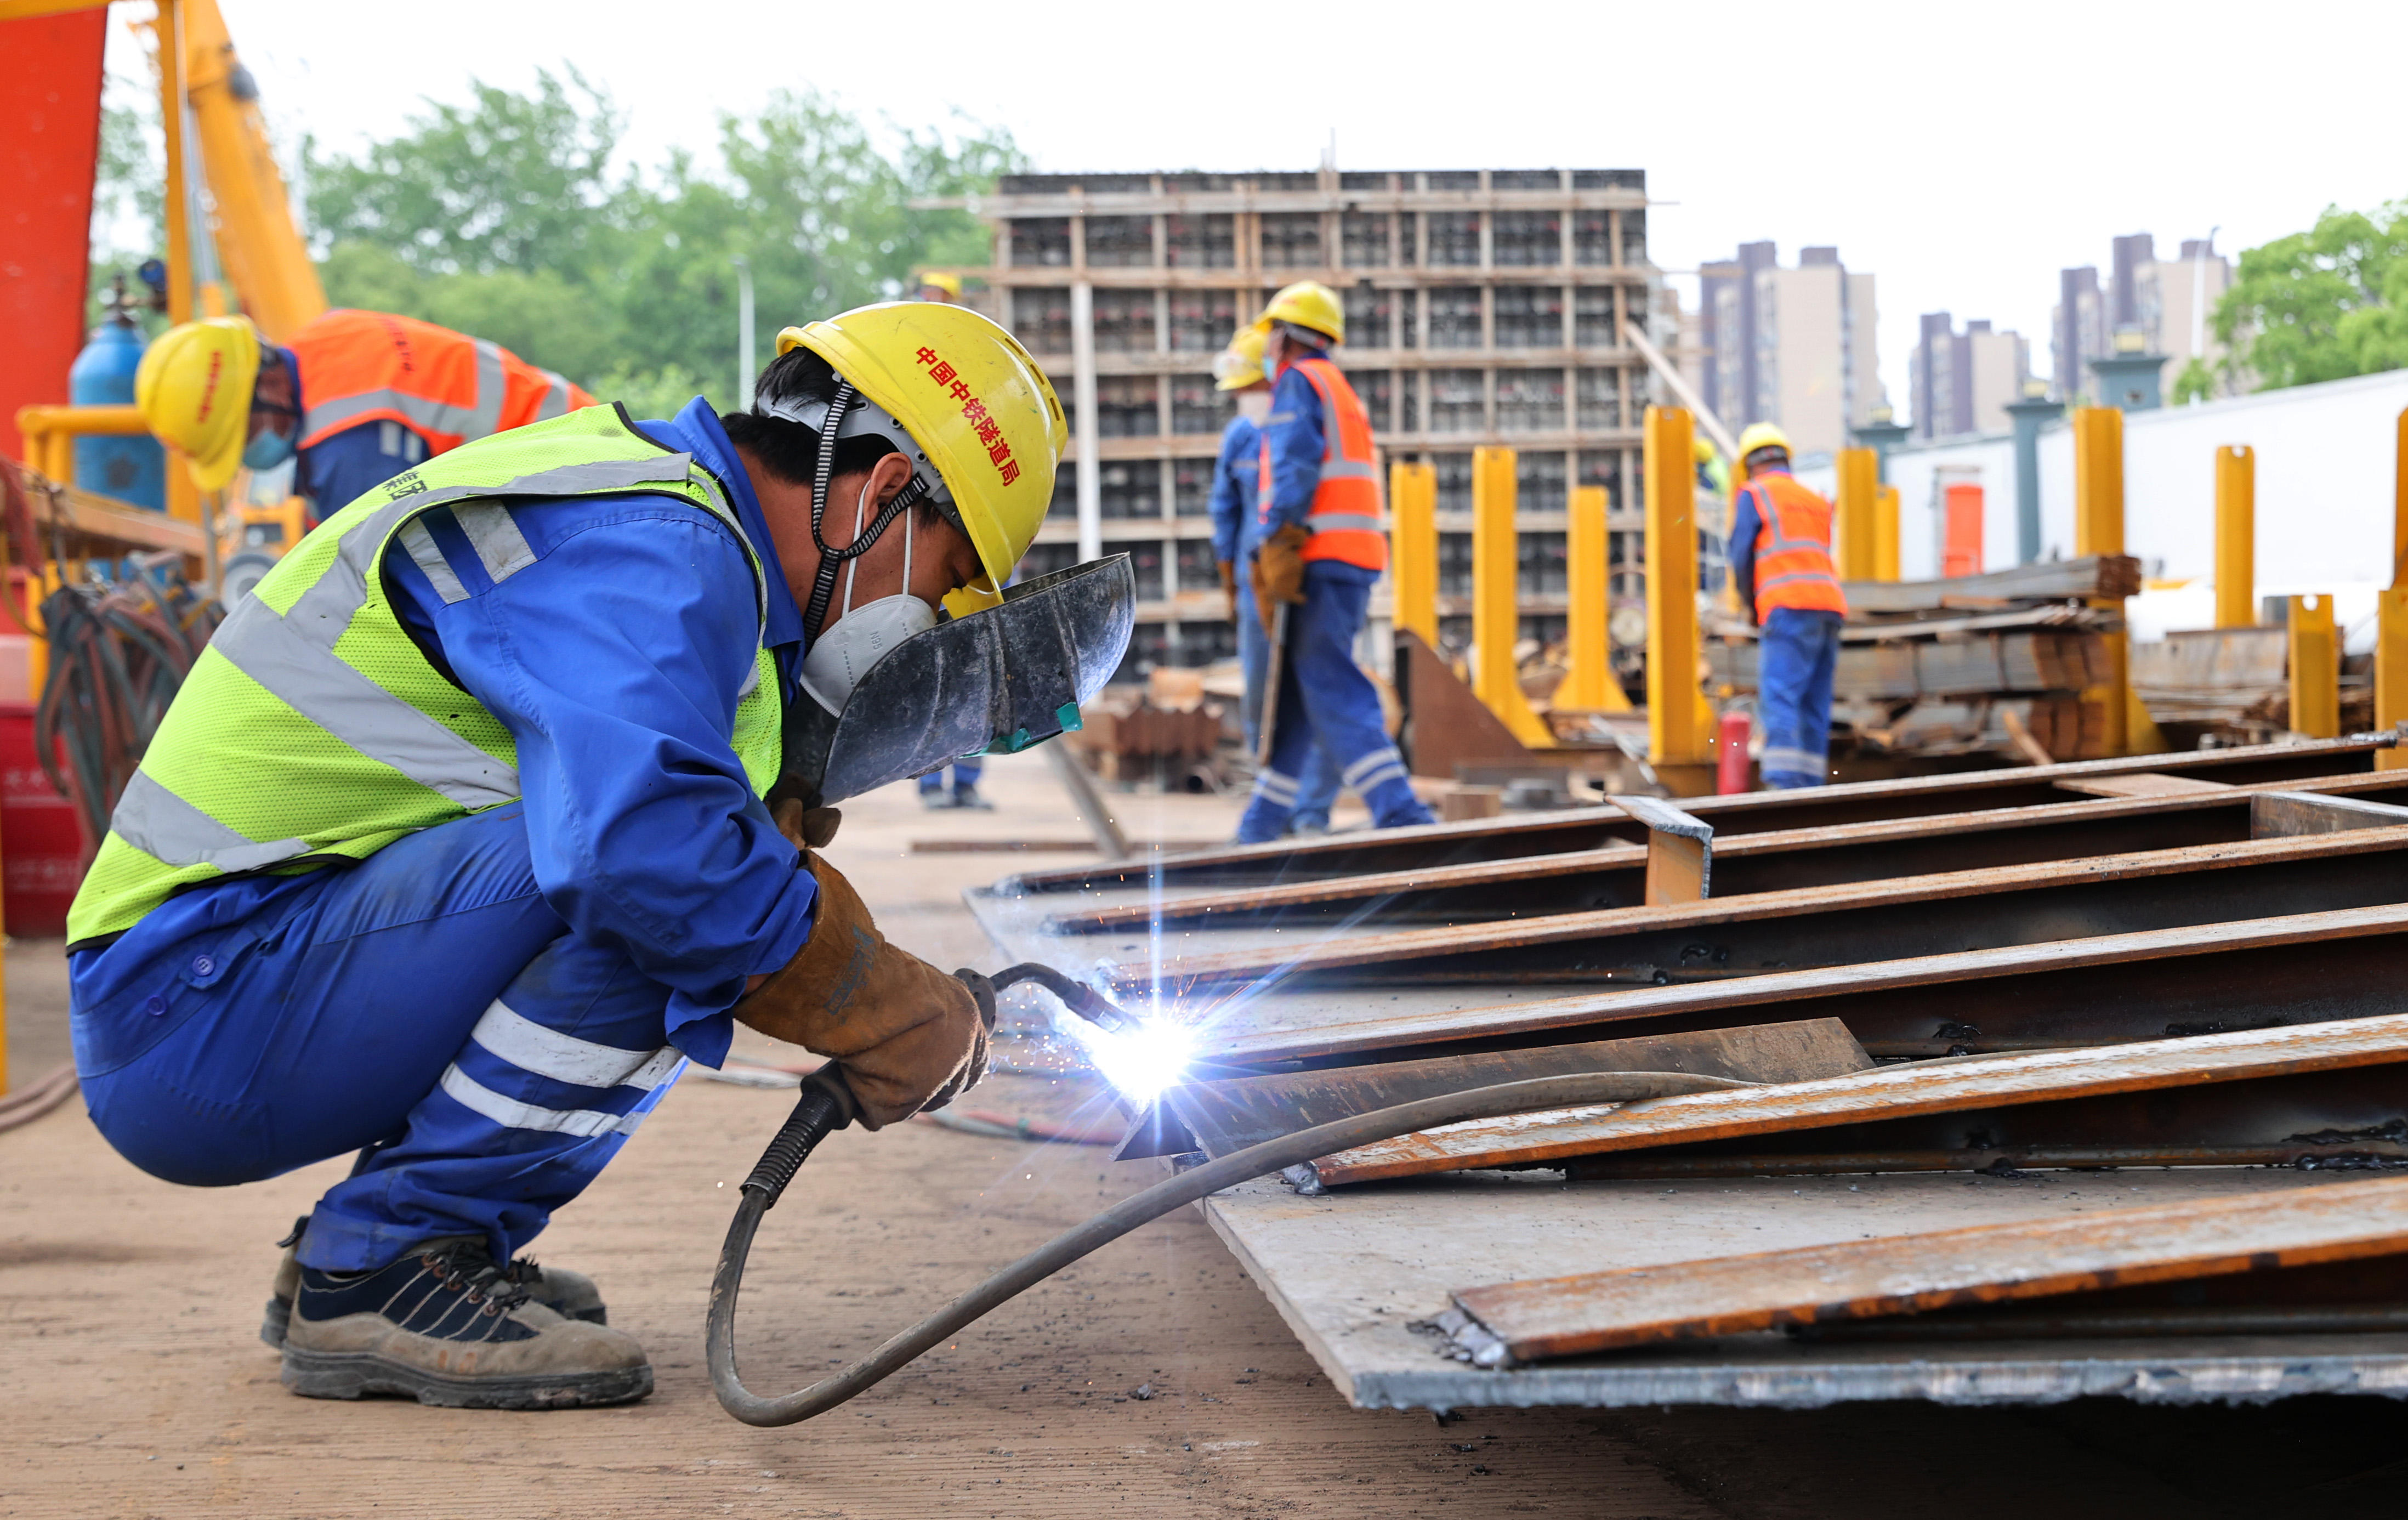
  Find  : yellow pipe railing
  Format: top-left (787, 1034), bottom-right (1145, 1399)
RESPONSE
top-left (1469, 447), bottom-right (1553, 746)
top-left (1644, 407), bottom-right (1711, 771)
top-left (1387, 461), bottom-right (1437, 649)
top-left (2289, 594), bottom-right (2339, 739)
top-left (2215, 444), bottom-right (2255, 630)
top-left (1559, 483), bottom-right (1629, 712)
top-left (1833, 447), bottom-right (1878, 581)
top-left (1873, 483), bottom-right (1900, 582)
top-left (2072, 406), bottom-right (2162, 756)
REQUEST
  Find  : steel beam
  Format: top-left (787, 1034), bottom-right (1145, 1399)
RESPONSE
top-left (1000, 735), bottom-right (2397, 895)
top-left (1040, 770), bottom-right (2408, 935)
top-left (1133, 827), bottom-right (2408, 992)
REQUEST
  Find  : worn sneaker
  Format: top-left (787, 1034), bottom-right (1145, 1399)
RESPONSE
top-left (280, 1237), bottom-right (651, 1409)
top-left (952, 784), bottom-right (994, 811)
top-left (919, 787), bottom-right (957, 810)
top-left (262, 1217), bottom-right (606, 1347)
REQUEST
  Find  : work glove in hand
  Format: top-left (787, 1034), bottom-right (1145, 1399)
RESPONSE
top-left (1250, 523), bottom-right (1310, 612)
top-left (770, 796), bottom-right (843, 849)
top-left (734, 851), bottom-right (985, 1128)
top-left (1217, 559), bottom-right (1239, 624)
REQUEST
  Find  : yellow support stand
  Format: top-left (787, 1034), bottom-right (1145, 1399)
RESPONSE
top-left (1644, 408), bottom-right (1712, 769)
top-left (2376, 589), bottom-right (2408, 767)
top-left (2072, 407), bottom-right (2158, 756)
top-left (2289, 594), bottom-right (2339, 739)
top-left (1833, 448), bottom-right (1878, 581)
top-left (2215, 445), bottom-right (2255, 629)
top-left (1559, 484), bottom-right (1630, 712)
top-left (1874, 484), bottom-right (1900, 581)
top-left (1470, 447), bottom-right (1554, 746)
top-left (2382, 409), bottom-right (2408, 768)
top-left (1388, 461), bottom-right (1438, 649)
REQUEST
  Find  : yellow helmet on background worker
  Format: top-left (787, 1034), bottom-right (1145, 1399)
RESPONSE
top-left (1734, 422), bottom-right (1792, 466)
top-left (134, 315), bottom-right (264, 491)
top-left (1252, 280), bottom-right (1345, 345)
top-left (1691, 436), bottom-right (1719, 466)
top-left (915, 271), bottom-right (963, 301)
top-left (777, 302), bottom-right (1066, 610)
top-left (1212, 327), bottom-right (1269, 390)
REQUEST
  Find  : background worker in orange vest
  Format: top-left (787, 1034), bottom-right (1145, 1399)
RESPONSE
top-left (135, 310), bottom-right (596, 522)
top-left (1727, 422), bottom-right (1849, 788)
top-left (1234, 282), bottom-right (1435, 844)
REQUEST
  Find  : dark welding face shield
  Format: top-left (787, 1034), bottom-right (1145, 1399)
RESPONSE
top-left (777, 554), bottom-right (1135, 807)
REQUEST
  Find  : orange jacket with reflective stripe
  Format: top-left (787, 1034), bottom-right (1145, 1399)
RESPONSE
top-left (1740, 470), bottom-right (1848, 620)
top-left (292, 309), bottom-right (596, 453)
top-left (1257, 356), bottom-right (1385, 573)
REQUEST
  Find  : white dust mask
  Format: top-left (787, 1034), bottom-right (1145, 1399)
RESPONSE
top-left (800, 483), bottom-right (939, 714)
top-left (1236, 390), bottom-right (1272, 424)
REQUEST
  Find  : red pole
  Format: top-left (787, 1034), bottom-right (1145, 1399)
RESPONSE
top-left (1714, 708), bottom-right (1753, 795)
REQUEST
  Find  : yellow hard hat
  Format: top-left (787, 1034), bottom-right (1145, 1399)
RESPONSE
top-left (1691, 436), bottom-right (1719, 466)
top-left (1252, 280), bottom-right (1345, 344)
top-left (1212, 327), bottom-right (1268, 391)
top-left (778, 303), bottom-right (1066, 611)
top-left (1734, 422), bottom-right (1792, 461)
top-left (135, 315), bottom-right (264, 491)
top-left (916, 271), bottom-right (963, 300)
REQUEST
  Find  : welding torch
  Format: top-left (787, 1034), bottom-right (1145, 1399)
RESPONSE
top-left (706, 963), bottom-right (1754, 1427)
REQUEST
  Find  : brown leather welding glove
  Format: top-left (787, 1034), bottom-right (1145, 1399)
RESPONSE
top-left (1216, 558), bottom-right (1239, 623)
top-left (733, 851), bottom-right (984, 1130)
top-left (1250, 523), bottom-right (1310, 611)
top-left (770, 796), bottom-right (843, 850)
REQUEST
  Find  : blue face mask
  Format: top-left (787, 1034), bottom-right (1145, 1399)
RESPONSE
top-left (242, 424), bottom-right (296, 472)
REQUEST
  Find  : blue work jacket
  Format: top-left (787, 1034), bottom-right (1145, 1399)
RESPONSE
top-left (73, 397), bottom-right (816, 1066)
top-left (1208, 414), bottom-right (1261, 565)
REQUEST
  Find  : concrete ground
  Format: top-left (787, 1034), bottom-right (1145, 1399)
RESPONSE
top-left (5, 751), bottom-right (2407, 1518)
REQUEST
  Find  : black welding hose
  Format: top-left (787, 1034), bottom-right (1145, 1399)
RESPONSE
top-left (707, 1067), bottom-right (1753, 1427)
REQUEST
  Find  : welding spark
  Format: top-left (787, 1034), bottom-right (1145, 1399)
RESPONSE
top-left (1061, 999), bottom-right (1195, 1105)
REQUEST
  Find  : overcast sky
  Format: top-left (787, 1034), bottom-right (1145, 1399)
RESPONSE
top-left (147, 0), bottom-right (2408, 425)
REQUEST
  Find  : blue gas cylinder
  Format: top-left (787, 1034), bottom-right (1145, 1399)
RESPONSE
top-left (69, 316), bottom-right (166, 511)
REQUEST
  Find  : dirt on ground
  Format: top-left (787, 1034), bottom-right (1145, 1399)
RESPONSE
top-left (5, 753), bottom-right (2406, 1518)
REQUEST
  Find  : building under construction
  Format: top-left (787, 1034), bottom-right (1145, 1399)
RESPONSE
top-left (939, 167), bottom-right (1666, 676)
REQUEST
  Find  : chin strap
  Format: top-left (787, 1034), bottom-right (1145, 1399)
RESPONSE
top-left (801, 381), bottom-right (929, 639)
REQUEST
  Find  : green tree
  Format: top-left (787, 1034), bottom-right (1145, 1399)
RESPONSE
top-left (2216, 201), bottom-right (2408, 390)
top-left (305, 75), bottom-right (1022, 407)
top-left (2171, 356), bottom-right (2216, 405)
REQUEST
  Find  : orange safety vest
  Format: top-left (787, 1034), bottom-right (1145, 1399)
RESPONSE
top-left (292, 309), bottom-right (596, 453)
top-left (1741, 471), bottom-right (1849, 620)
top-left (1256, 355), bottom-right (1386, 573)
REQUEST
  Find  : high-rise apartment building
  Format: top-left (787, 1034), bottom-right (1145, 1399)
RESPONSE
top-left (1699, 242), bottom-right (1879, 457)
top-left (2051, 234), bottom-right (2233, 401)
top-left (1910, 313), bottom-right (2030, 439)
top-left (941, 167), bottom-right (1662, 673)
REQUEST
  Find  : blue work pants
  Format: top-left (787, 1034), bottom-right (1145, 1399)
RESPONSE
top-left (1235, 580), bottom-right (1341, 829)
top-left (1757, 607), bottom-right (1843, 788)
top-left (917, 758), bottom-right (985, 797)
top-left (70, 805), bottom-right (685, 1272)
top-left (1236, 566), bottom-right (1432, 843)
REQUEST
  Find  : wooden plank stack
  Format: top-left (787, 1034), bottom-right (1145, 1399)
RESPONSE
top-left (1708, 555), bottom-right (2138, 760)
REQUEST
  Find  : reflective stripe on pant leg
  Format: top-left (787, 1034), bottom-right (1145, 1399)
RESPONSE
top-left (1291, 569), bottom-right (1430, 827)
top-left (305, 910), bottom-right (682, 1267)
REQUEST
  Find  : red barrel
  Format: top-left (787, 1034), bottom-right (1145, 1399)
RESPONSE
top-left (0, 702), bottom-right (88, 937)
top-left (1714, 708), bottom-right (1754, 796)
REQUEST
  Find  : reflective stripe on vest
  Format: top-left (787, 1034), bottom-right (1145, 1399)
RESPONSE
top-left (292, 310), bottom-right (599, 455)
top-left (66, 406), bottom-right (778, 945)
top-left (1279, 358), bottom-right (1387, 572)
top-left (1745, 475), bottom-right (1849, 619)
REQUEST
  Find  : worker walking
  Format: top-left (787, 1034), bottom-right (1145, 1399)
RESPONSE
top-left (1211, 328), bottom-right (1339, 833)
top-left (1727, 423), bottom-right (1848, 788)
top-left (1234, 282), bottom-right (1433, 844)
top-left (70, 303), bottom-right (1101, 1410)
top-left (135, 308), bottom-right (597, 523)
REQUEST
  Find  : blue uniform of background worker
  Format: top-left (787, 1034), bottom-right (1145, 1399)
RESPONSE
top-left (1235, 282), bottom-right (1433, 844)
top-left (1725, 422), bottom-right (1849, 788)
top-left (1210, 331), bottom-right (1339, 833)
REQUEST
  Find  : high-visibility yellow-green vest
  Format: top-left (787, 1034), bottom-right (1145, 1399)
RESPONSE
top-left (68, 403), bottom-right (783, 946)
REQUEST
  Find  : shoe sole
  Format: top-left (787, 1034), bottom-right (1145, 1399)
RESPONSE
top-left (281, 1347), bottom-right (653, 1409)
top-left (263, 1295), bottom-right (605, 1349)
